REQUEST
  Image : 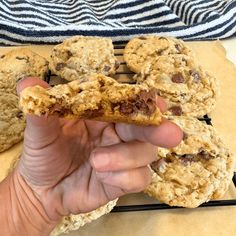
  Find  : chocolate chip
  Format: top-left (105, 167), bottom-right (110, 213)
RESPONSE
top-left (16, 56), bottom-right (29, 63)
top-left (180, 154), bottom-right (195, 165)
top-left (182, 154), bottom-right (194, 159)
top-left (156, 89), bottom-right (160, 96)
top-left (135, 99), bottom-right (155, 116)
top-left (103, 65), bottom-right (111, 72)
top-left (138, 36), bottom-right (147, 40)
top-left (16, 56), bottom-right (25, 60)
top-left (137, 89), bottom-right (157, 115)
top-left (169, 106), bottom-right (182, 116)
top-left (183, 132), bottom-right (188, 140)
top-left (115, 61), bottom-right (120, 70)
top-left (0, 54), bottom-right (5, 59)
top-left (81, 107), bottom-right (104, 118)
top-left (120, 101), bottom-right (134, 115)
top-left (165, 154), bottom-right (172, 163)
top-left (175, 44), bottom-right (182, 53)
top-left (151, 159), bottom-right (166, 172)
top-left (116, 89), bottom-right (157, 116)
top-left (16, 111), bottom-right (24, 119)
top-left (199, 150), bottom-right (212, 160)
top-left (55, 63), bottom-right (66, 71)
top-left (67, 50), bottom-right (73, 57)
top-left (98, 80), bottom-right (106, 92)
top-left (180, 93), bottom-right (186, 99)
top-left (139, 89), bottom-right (157, 102)
top-left (190, 70), bottom-right (201, 83)
top-left (171, 73), bottom-right (185, 83)
top-left (16, 56), bottom-right (27, 60)
top-left (181, 58), bottom-right (187, 65)
top-left (158, 37), bottom-right (167, 40)
top-left (156, 48), bottom-right (167, 55)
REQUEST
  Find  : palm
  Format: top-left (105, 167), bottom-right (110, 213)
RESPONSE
top-left (20, 117), bottom-right (123, 218)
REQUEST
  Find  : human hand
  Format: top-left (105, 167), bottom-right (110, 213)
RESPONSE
top-left (2, 77), bottom-right (182, 235)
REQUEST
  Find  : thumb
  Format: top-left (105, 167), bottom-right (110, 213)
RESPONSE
top-left (17, 77), bottom-right (60, 143)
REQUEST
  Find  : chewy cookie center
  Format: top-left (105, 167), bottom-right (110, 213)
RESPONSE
top-left (111, 89), bottom-right (157, 116)
top-left (151, 150), bottom-right (215, 172)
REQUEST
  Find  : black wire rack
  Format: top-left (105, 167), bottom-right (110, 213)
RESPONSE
top-left (46, 42), bottom-right (236, 212)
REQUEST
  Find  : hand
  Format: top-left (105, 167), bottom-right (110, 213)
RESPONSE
top-left (7, 77), bottom-right (182, 233)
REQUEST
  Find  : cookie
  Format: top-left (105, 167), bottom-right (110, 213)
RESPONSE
top-left (0, 93), bottom-right (25, 152)
top-left (50, 36), bottom-right (119, 81)
top-left (144, 116), bottom-right (235, 208)
top-left (0, 48), bottom-right (49, 93)
top-left (124, 35), bottom-right (192, 73)
top-left (0, 48), bottom-right (49, 80)
top-left (136, 54), bottom-right (218, 117)
top-left (19, 73), bottom-right (162, 126)
top-left (50, 199), bottom-right (118, 236)
top-left (0, 72), bottom-right (17, 94)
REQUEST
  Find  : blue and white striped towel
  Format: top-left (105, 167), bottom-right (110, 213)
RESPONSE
top-left (0, 0), bottom-right (236, 45)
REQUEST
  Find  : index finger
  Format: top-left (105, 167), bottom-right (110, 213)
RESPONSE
top-left (115, 119), bottom-right (183, 148)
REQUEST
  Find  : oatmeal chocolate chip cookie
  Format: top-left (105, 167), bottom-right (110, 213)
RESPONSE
top-left (0, 93), bottom-right (25, 152)
top-left (124, 35), bottom-right (192, 73)
top-left (144, 116), bottom-right (235, 208)
top-left (50, 36), bottom-right (120, 81)
top-left (0, 48), bottom-right (49, 80)
top-left (136, 55), bottom-right (218, 117)
top-left (19, 74), bottom-right (162, 125)
top-left (50, 199), bottom-right (118, 236)
top-left (0, 48), bottom-right (49, 93)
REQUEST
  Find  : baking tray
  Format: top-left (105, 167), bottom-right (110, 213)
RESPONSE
top-left (47, 42), bottom-right (236, 212)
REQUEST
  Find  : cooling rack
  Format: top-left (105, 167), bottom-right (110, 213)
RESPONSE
top-left (46, 42), bottom-right (236, 212)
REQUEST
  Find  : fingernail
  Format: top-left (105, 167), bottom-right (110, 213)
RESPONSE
top-left (96, 171), bottom-right (111, 179)
top-left (91, 152), bottom-right (110, 170)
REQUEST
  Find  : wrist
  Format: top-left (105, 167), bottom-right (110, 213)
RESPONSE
top-left (0, 169), bottom-right (58, 236)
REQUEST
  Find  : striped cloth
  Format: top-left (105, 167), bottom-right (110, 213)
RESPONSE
top-left (0, 0), bottom-right (236, 45)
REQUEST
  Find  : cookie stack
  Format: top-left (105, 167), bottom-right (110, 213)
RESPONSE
top-left (122, 35), bottom-right (234, 208)
top-left (0, 48), bottom-right (49, 152)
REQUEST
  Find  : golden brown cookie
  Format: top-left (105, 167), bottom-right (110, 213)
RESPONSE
top-left (124, 35), bottom-right (192, 73)
top-left (0, 48), bottom-right (49, 94)
top-left (136, 54), bottom-right (218, 117)
top-left (50, 199), bottom-right (118, 236)
top-left (145, 116), bottom-right (235, 208)
top-left (50, 36), bottom-right (119, 81)
top-left (0, 93), bottom-right (25, 152)
top-left (19, 74), bottom-right (162, 125)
